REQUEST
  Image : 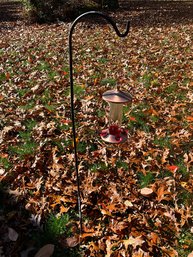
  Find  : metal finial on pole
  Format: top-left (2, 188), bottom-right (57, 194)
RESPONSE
top-left (68, 11), bottom-right (130, 235)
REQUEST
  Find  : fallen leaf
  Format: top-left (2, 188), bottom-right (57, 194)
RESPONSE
top-left (132, 250), bottom-right (146, 257)
top-left (88, 241), bottom-right (100, 252)
top-left (0, 168), bottom-right (6, 175)
top-left (156, 184), bottom-right (171, 202)
top-left (161, 246), bottom-right (178, 257)
top-left (124, 200), bottom-right (133, 207)
top-left (188, 252), bottom-right (193, 257)
top-left (105, 238), bottom-right (119, 257)
top-left (101, 203), bottom-right (117, 216)
top-left (81, 232), bottom-right (96, 238)
top-left (6, 72), bottom-right (10, 80)
top-left (34, 244), bottom-right (54, 257)
top-left (145, 108), bottom-right (158, 116)
top-left (161, 148), bottom-right (170, 163)
top-left (60, 205), bottom-right (70, 213)
top-left (122, 236), bottom-right (144, 249)
top-left (129, 116), bottom-right (136, 121)
top-left (8, 227), bottom-right (19, 241)
top-left (61, 236), bottom-right (80, 248)
top-left (150, 232), bottom-right (159, 245)
top-left (140, 187), bottom-right (153, 196)
top-left (186, 116), bottom-right (193, 122)
top-left (167, 165), bottom-right (178, 173)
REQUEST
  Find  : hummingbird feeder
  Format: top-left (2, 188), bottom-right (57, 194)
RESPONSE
top-left (100, 87), bottom-right (132, 143)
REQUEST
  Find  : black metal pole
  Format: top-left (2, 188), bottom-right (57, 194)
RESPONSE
top-left (68, 11), bottom-right (130, 235)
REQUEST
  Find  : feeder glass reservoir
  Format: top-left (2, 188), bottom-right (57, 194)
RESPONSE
top-left (109, 102), bottom-right (123, 125)
top-left (101, 88), bottom-right (132, 143)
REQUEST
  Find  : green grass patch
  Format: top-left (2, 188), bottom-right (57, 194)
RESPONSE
top-left (97, 108), bottom-right (106, 118)
top-left (29, 213), bottom-right (81, 257)
top-left (177, 188), bottom-right (193, 206)
top-left (138, 172), bottom-right (155, 188)
top-left (24, 119), bottom-right (37, 130)
top-left (176, 158), bottom-right (189, 179)
top-left (37, 61), bottom-right (51, 71)
top-left (44, 103), bottom-right (56, 112)
top-left (161, 82), bottom-right (187, 102)
top-left (19, 131), bottom-right (32, 141)
top-left (90, 162), bottom-right (107, 172)
top-left (116, 160), bottom-right (128, 170)
top-left (139, 72), bottom-right (154, 89)
top-left (0, 157), bottom-right (11, 170)
top-left (9, 142), bottom-right (37, 157)
top-left (127, 103), bottom-right (152, 132)
top-left (101, 78), bottom-right (117, 86)
top-left (98, 57), bottom-right (108, 64)
top-left (41, 88), bottom-right (52, 104)
top-left (0, 73), bottom-right (6, 83)
top-left (48, 70), bottom-right (59, 81)
top-left (74, 84), bottom-right (85, 95)
top-left (64, 84), bottom-right (85, 98)
top-left (177, 229), bottom-right (193, 256)
top-left (20, 99), bottom-right (36, 110)
top-left (77, 142), bottom-right (87, 154)
top-left (17, 88), bottom-right (30, 98)
top-left (45, 213), bottom-right (70, 240)
top-left (154, 136), bottom-right (172, 149)
top-left (165, 83), bottom-right (178, 94)
top-left (51, 138), bottom-right (72, 153)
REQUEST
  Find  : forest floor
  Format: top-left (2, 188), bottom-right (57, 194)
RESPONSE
top-left (0, 1), bottom-right (193, 257)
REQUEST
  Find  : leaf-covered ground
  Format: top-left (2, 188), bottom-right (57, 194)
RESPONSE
top-left (0, 2), bottom-right (193, 257)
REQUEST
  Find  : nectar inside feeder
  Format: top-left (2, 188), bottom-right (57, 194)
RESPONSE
top-left (100, 87), bottom-right (132, 143)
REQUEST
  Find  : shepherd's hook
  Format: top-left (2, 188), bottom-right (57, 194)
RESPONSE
top-left (68, 11), bottom-right (130, 235)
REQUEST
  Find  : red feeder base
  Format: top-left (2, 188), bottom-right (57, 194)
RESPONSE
top-left (100, 125), bottom-right (128, 144)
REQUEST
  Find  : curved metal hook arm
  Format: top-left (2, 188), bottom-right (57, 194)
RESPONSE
top-left (69, 11), bottom-right (130, 38)
top-left (68, 11), bottom-right (130, 234)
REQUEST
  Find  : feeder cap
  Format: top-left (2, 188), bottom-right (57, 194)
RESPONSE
top-left (102, 89), bottom-right (132, 104)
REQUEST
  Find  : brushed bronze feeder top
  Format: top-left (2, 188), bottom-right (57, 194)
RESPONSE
top-left (102, 88), bottom-right (132, 104)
